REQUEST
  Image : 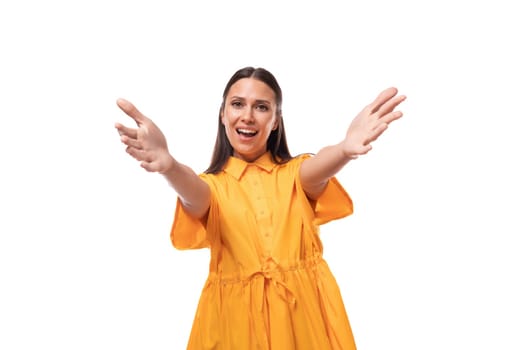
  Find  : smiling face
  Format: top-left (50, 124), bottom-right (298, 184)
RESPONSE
top-left (221, 78), bottom-right (279, 162)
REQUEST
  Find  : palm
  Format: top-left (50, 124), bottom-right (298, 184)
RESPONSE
top-left (115, 98), bottom-right (172, 173)
top-left (136, 121), bottom-right (167, 152)
top-left (343, 87), bottom-right (405, 158)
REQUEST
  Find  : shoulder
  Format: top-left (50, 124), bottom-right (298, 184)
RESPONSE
top-left (280, 153), bottom-right (313, 169)
top-left (294, 152), bottom-right (313, 162)
top-left (198, 171), bottom-right (221, 184)
top-left (273, 153), bottom-right (313, 178)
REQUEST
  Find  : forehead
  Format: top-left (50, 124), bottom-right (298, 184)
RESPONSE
top-left (227, 78), bottom-right (275, 102)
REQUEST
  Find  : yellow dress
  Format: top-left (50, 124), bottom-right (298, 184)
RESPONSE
top-left (171, 152), bottom-right (357, 349)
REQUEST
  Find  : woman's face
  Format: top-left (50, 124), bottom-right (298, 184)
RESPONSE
top-left (221, 78), bottom-right (278, 162)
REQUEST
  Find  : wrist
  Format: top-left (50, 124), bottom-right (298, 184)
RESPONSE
top-left (338, 142), bottom-right (358, 161)
top-left (159, 155), bottom-right (178, 175)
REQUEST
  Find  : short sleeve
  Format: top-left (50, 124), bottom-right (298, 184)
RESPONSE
top-left (312, 176), bottom-right (353, 225)
top-left (169, 174), bottom-right (218, 250)
top-left (295, 153), bottom-right (354, 226)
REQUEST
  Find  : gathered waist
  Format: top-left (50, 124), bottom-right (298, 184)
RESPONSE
top-left (206, 255), bottom-right (326, 285)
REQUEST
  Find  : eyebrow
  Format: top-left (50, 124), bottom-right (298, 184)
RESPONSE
top-left (230, 96), bottom-right (271, 104)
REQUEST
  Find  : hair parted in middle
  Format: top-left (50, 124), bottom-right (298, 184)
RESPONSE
top-left (205, 66), bottom-right (292, 174)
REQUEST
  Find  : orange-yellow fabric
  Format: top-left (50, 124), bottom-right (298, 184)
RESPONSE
top-left (171, 152), bottom-right (357, 350)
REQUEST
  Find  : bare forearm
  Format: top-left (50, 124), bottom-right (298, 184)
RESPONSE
top-left (161, 156), bottom-right (210, 218)
top-left (300, 142), bottom-right (353, 199)
top-left (300, 87), bottom-right (405, 199)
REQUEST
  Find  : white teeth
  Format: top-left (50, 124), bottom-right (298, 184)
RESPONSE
top-left (237, 128), bottom-right (257, 135)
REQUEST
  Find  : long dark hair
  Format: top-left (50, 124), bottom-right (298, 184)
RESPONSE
top-left (205, 67), bottom-right (292, 174)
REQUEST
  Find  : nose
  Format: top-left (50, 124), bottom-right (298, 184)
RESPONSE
top-left (240, 106), bottom-right (255, 123)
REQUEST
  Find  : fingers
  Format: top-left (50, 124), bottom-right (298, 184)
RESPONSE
top-left (115, 99), bottom-right (147, 151)
top-left (124, 145), bottom-right (162, 173)
top-left (380, 110), bottom-right (403, 125)
top-left (367, 123), bottom-right (389, 144)
top-left (125, 145), bottom-right (151, 162)
top-left (377, 94), bottom-right (406, 117)
top-left (141, 160), bottom-right (160, 173)
top-left (368, 87), bottom-right (399, 114)
top-left (368, 88), bottom-right (406, 128)
top-left (116, 98), bottom-right (147, 126)
top-left (115, 122), bottom-right (142, 149)
top-left (357, 143), bottom-right (373, 155)
top-left (120, 134), bottom-right (142, 149)
top-left (115, 122), bottom-right (138, 139)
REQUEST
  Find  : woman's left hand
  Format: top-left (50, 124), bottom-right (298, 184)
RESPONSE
top-left (342, 87), bottom-right (406, 159)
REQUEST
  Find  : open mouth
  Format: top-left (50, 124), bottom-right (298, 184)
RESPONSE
top-left (236, 128), bottom-right (258, 137)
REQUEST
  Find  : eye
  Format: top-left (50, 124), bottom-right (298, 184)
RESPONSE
top-left (256, 104), bottom-right (269, 111)
top-left (231, 101), bottom-right (243, 108)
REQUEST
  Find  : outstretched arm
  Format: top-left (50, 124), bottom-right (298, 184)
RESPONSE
top-left (300, 87), bottom-right (406, 199)
top-left (115, 98), bottom-right (210, 219)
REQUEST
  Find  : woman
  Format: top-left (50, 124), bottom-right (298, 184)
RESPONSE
top-left (115, 67), bottom-right (405, 349)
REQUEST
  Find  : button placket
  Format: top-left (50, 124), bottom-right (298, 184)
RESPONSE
top-left (248, 170), bottom-right (274, 251)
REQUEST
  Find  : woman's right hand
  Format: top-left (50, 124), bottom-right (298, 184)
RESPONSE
top-left (115, 98), bottom-right (175, 173)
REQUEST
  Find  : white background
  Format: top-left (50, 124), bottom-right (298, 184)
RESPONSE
top-left (1, 0), bottom-right (524, 349)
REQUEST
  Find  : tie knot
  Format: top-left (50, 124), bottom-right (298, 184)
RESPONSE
top-left (261, 256), bottom-right (279, 277)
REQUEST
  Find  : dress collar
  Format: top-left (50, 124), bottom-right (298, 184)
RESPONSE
top-left (223, 152), bottom-right (277, 180)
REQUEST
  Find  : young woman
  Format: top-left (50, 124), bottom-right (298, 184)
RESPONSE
top-left (115, 67), bottom-right (405, 349)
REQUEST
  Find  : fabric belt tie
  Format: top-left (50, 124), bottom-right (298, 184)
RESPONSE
top-left (249, 256), bottom-right (296, 312)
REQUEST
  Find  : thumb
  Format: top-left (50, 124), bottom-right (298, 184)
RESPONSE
top-left (116, 98), bottom-right (147, 126)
